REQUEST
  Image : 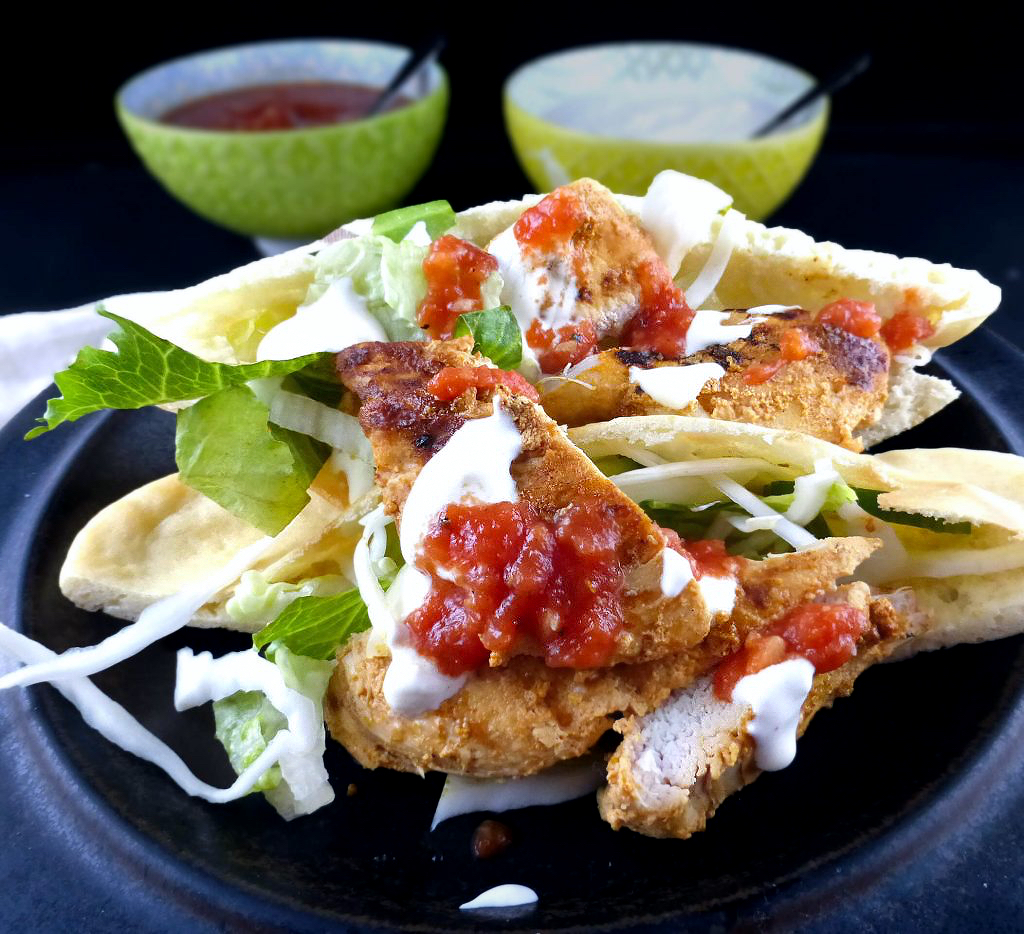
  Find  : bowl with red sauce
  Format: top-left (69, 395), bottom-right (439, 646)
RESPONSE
top-left (116, 39), bottom-right (448, 239)
top-left (504, 42), bottom-right (827, 220)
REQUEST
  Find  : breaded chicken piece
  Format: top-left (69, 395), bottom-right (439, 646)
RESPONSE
top-left (541, 308), bottom-right (890, 451)
top-left (487, 178), bottom-right (663, 338)
top-left (598, 588), bottom-right (923, 839)
top-left (337, 338), bottom-right (719, 667)
top-left (325, 538), bottom-right (878, 778)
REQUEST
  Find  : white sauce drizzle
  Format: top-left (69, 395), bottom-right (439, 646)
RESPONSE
top-left (0, 536), bottom-right (273, 691)
top-left (628, 362), bottom-right (724, 410)
top-left (640, 170), bottom-right (732, 277)
top-left (684, 309), bottom-right (763, 356)
top-left (256, 277), bottom-right (386, 361)
top-left (488, 226), bottom-right (580, 332)
top-left (460, 885), bottom-right (538, 911)
top-left (733, 658), bottom-right (815, 771)
top-left (659, 547), bottom-right (694, 598)
top-left (432, 757), bottom-right (603, 829)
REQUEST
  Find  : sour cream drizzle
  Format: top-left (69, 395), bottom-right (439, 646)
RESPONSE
top-left (487, 225), bottom-right (579, 332)
top-left (733, 658), bottom-right (815, 771)
top-left (460, 885), bottom-right (538, 911)
top-left (256, 277), bottom-right (386, 361)
top-left (628, 361), bottom-right (725, 410)
top-left (684, 309), bottom-right (764, 356)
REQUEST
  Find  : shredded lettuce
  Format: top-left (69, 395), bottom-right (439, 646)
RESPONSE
top-left (762, 481), bottom-right (858, 515)
top-left (175, 385), bottom-right (328, 535)
top-left (27, 310), bottom-right (330, 438)
top-left (212, 643), bottom-right (335, 814)
top-left (454, 307), bottom-right (523, 369)
top-left (226, 571), bottom-right (351, 629)
top-left (309, 234), bottom-right (427, 341)
top-left (252, 588), bottom-right (372, 660)
top-left (372, 200), bottom-right (456, 242)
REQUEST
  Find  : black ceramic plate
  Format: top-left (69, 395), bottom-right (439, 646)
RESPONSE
top-left (3, 329), bottom-right (1024, 933)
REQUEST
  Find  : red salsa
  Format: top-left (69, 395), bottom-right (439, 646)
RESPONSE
top-left (526, 319), bottom-right (599, 373)
top-left (661, 528), bottom-right (741, 580)
top-left (427, 365), bottom-right (539, 402)
top-left (713, 602), bottom-right (870, 701)
top-left (160, 81), bottom-right (410, 131)
top-left (513, 189), bottom-right (585, 254)
top-left (880, 310), bottom-right (936, 351)
top-left (404, 495), bottom-right (628, 674)
top-left (743, 326), bottom-right (821, 385)
top-left (817, 298), bottom-right (882, 338)
top-left (620, 259), bottom-right (695, 358)
top-left (417, 235), bottom-right (499, 339)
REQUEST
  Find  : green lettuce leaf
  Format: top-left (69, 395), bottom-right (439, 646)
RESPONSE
top-left (252, 588), bottom-right (371, 660)
top-left (454, 307), bottom-right (523, 369)
top-left (175, 385), bottom-right (328, 535)
top-left (371, 200), bottom-right (456, 242)
top-left (27, 310), bottom-right (330, 438)
top-left (212, 644), bottom-right (336, 810)
top-left (213, 690), bottom-right (286, 793)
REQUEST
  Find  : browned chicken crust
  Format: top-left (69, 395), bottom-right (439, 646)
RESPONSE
top-left (541, 309), bottom-right (890, 451)
top-left (337, 338), bottom-right (721, 668)
top-left (325, 537), bottom-right (878, 778)
top-left (598, 588), bottom-right (919, 839)
top-left (506, 178), bottom-right (666, 338)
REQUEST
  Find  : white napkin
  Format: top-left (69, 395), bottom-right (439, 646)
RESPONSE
top-left (0, 294), bottom-right (161, 432)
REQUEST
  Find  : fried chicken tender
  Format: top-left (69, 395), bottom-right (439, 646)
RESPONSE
top-left (598, 587), bottom-right (922, 839)
top-left (337, 338), bottom-right (720, 667)
top-left (325, 537), bottom-right (878, 778)
top-left (541, 309), bottom-right (890, 451)
top-left (489, 178), bottom-right (665, 338)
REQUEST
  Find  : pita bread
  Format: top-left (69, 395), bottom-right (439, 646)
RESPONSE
top-left (571, 414), bottom-right (1024, 656)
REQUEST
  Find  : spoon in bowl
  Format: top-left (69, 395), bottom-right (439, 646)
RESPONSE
top-left (367, 34), bottom-right (447, 117)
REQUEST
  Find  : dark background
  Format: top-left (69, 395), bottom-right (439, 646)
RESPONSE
top-left (2, 10), bottom-right (1022, 339)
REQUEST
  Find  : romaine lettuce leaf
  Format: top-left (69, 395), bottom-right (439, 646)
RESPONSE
top-left (371, 200), bottom-right (456, 242)
top-left (454, 307), bottom-right (523, 369)
top-left (27, 310), bottom-right (330, 438)
top-left (761, 481), bottom-right (858, 515)
top-left (175, 385), bottom-right (328, 535)
top-left (252, 588), bottom-right (372, 660)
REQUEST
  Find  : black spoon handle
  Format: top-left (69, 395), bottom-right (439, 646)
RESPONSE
top-left (752, 52), bottom-right (871, 138)
top-left (367, 34), bottom-right (446, 117)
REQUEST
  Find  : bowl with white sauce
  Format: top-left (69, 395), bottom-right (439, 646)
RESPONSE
top-left (504, 42), bottom-right (828, 219)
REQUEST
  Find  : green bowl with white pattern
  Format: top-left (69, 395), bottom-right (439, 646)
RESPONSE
top-left (504, 43), bottom-right (827, 221)
top-left (117, 40), bottom-right (448, 239)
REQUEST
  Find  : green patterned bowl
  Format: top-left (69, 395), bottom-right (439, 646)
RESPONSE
top-left (117, 40), bottom-right (448, 239)
top-left (504, 43), bottom-right (827, 220)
